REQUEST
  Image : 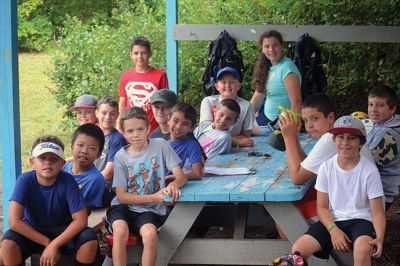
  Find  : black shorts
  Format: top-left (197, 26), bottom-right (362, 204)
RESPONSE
top-left (105, 205), bottom-right (167, 235)
top-left (306, 219), bottom-right (375, 259)
top-left (1, 226), bottom-right (97, 260)
top-left (102, 187), bottom-right (116, 207)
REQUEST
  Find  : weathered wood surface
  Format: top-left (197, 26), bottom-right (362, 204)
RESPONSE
top-left (166, 135), bottom-right (317, 203)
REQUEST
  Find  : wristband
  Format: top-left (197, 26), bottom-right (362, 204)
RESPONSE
top-left (236, 138), bottom-right (241, 148)
top-left (327, 223), bottom-right (337, 233)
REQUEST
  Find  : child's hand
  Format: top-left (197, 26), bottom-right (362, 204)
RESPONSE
top-left (279, 111), bottom-right (301, 139)
top-left (165, 182), bottom-right (181, 203)
top-left (153, 189), bottom-right (167, 205)
top-left (240, 137), bottom-right (254, 147)
top-left (370, 237), bottom-right (383, 258)
top-left (40, 242), bottom-right (60, 266)
top-left (330, 227), bottom-right (351, 252)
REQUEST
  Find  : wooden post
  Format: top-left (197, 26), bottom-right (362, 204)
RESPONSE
top-left (0, 0), bottom-right (22, 231)
top-left (166, 0), bottom-right (178, 95)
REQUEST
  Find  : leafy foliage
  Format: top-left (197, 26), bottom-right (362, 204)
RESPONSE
top-left (50, 1), bottom-right (166, 119)
top-left (48, 0), bottom-right (400, 126)
top-left (17, 0), bottom-right (139, 51)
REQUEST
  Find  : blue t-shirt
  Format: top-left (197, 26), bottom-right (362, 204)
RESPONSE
top-left (94, 129), bottom-right (128, 188)
top-left (264, 56), bottom-right (301, 121)
top-left (94, 129), bottom-right (128, 171)
top-left (10, 170), bottom-right (86, 231)
top-left (63, 162), bottom-right (105, 208)
top-left (167, 137), bottom-right (203, 174)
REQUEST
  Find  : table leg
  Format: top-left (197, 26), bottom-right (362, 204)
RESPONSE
top-left (233, 203), bottom-right (248, 239)
top-left (156, 202), bottom-right (205, 266)
top-left (262, 202), bottom-right (338, 266)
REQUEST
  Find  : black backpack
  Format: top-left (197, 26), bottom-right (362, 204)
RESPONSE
top-left (288, 33), bottom-right (327, 101)
top-left (202, 30), bottom-right (245, 96)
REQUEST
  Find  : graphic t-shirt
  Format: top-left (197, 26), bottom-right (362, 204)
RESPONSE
top-left (112, 138), bottom-right (181, 215)
top-left (194, 121), bottom-right (231, 159)
top-left (118, 68), bottom-right (169, 134)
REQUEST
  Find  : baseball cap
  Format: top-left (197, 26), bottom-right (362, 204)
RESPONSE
top-left (31, 142), bottom-right (65, 160)
top-left (216, 67), bottom-right (241, 82)
top-left (69, 94), bottom-right (97, 111)
top-left (328, 115), bottom-right (366, 137)
top-left (151, 90), bottom-right (177, 107)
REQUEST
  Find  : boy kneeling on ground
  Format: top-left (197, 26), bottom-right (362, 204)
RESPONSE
top-left (291, 116), bottom-right (385, 266)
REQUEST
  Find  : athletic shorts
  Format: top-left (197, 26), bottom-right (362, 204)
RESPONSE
top-left (105, 205), bottom-right (167, 235)
top-left (305, 219), bottom-right (375, 259)
top-left (1, 226), bottom-right (97, 260)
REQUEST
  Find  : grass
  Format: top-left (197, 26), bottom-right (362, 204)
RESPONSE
top-left (19, 53), bottom-right (73, 170)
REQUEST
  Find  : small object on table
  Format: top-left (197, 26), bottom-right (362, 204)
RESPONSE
top-left (245, 151), bottom-right (271, 159)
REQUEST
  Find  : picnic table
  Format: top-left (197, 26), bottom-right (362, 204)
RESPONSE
top-left (126, 134), bottom-right (343, 266)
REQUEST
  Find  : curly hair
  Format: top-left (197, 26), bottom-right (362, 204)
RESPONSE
top-left (251, 30), bottom-right (283, 93)
top-left (31, 135), bottom-right (65, 152)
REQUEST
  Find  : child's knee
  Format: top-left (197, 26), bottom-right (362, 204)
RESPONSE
top-left (353, 236), bottom-right (373, 258)
top-left (291, 235), bottom-right (320, 259)
top-left (140, 224), bottom-right (158, 246)
top-left (112, 220), bottom-right (129, 241)
top-left (1, 239), bottom-right (20, 253)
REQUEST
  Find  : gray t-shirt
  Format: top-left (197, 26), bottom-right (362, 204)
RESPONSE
top-left (199, 95), bottom-right (255, 136)
top-left (194, 121), bottom-right (231, 160)
top-left (111, 138), bottom-right (181, 215)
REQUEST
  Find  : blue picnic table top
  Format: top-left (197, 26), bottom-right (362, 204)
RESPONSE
top-left (167, 134), bottom-right (317, 203)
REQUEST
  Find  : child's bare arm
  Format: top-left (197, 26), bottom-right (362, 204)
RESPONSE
top-left (48, 208), bottom-right (88, 248)
top-left (116, 187), bottom-right (165, 205)
top-left (170, 165), bottom-right (187, 187)
top-left (317, 191), bottom-right (351, 252)
top-left (101, 162), bottom-right (114, 181)
top-left (279, 112), bottom-right (313, 184)
top-left (369, 197), bottom-right (386, 258)
top-left (41, 208), bottom-right (88, 264)
top-left (231, 135), bottom-right (254, 147)
top-left (8, 201), bottom-right (51, 247)
top-left (164, 165), bottom-right (188, 202)
top-left (116, 97), bottom-right (127, 132)
top-left (185, 162), bottom-right (203, 180)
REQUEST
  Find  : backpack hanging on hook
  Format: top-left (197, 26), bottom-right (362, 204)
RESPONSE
top-left (288, 33), bottom-right (327, 101)
top-left (202, 30), bottom-right (245, 96)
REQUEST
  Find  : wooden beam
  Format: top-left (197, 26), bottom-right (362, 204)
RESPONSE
top-left (0, 0), bottom-right (21, 231)
top-left (174, 24), bottom-right (400, 43)
top-left (166, 0), bottom-right (178, 95)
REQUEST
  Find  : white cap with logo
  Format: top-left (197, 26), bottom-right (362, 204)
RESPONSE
top-left (31, 142), bottom-right (65, 160)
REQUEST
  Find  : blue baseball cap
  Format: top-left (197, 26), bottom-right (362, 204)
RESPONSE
top-left (216, 67), bottom-right (241, 82)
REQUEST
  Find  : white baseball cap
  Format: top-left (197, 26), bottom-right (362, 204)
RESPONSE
top-left (328, 115), bottom-right (366, 137)
top-left (31, 142), bottom-right (65, 160)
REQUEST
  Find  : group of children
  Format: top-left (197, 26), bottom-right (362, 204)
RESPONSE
top-left (0, 36), bottom-right (254, 266)
top-left (0, 35), bottom-right (398, 266)
top-left (277, 85), bottom-right (399, 265)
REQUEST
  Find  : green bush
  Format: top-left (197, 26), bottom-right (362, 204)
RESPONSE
top-left (50, 1), bottom-right (166, 120)
top-left (264, 0), bottom-right (400, 115)
top-left (18, 0), bottom-right (53, 51)
top-left (50, 0), bottom-right (400, 127)
top-left (17, 0), bottom-right (140, 52)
